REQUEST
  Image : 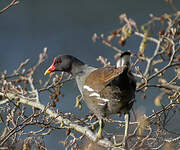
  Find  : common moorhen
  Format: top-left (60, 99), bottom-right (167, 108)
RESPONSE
top-left (44, 52), bottom-right (136, 145)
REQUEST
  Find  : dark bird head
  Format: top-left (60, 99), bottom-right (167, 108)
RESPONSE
top-left (44, 55), bottom-right (85, 75)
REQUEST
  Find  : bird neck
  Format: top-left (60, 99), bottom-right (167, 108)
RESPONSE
top-left (69, 57), bottom-right (85, 76)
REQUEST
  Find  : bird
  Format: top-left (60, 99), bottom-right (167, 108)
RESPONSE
top-left (44, 51), bottom-right (136, 146)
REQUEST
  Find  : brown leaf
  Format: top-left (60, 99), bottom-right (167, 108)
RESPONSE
top-left (163, 142), bottom-right (176, 150)
top-left (158, 78), bottom-right (167, 84)
top-left (51, 101), bottom-right (56, 107)
top-left (106, 35), bottom-right (114, 43)
top-left (154, 93), bottom-right (164, 106)
top-left (66, 129), bottom-right (71, 136)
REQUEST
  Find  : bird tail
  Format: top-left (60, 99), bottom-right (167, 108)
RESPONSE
top-left (115, 51), bottom-right (131, 68)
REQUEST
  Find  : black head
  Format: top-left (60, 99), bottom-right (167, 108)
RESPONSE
top-left (44, 55), bottom-right (85, 75)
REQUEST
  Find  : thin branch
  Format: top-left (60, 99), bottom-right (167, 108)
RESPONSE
top-left (134, 32), bottom-right (159, 43)
top-left (137, 62), bottom-right (180, 92)
top-left (38, 76), bottom-right (72, 93)
top-left (0, 0), bottom-right (19, 14)
top-left (0, 92), bottom-right (113, 148)
top-left (0, 112), bottom-right (35, 146)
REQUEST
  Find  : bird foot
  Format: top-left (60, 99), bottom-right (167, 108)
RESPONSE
top-left (95, 119), bottom-right (103, 139)
top-left (113, 136), bottom-right (127, 148)
top-left (96, 128), bottom-right (103, 139)
top-left (113, 141), bottom-right (126, 147)
top-left (94, 132), bottom-right (103, 142)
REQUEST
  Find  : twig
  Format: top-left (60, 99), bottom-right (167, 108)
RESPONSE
top-left (38, 77), bottom-right (72, 93)
top-left (0, 112), bottom-right (35, 146)
top-left (101, 39), bottom-right (122, 53)
top-left (0, 92), bottom-right (113, 148)
top-left (0, 0), bottom-right (19, 14)
top-left (137, 62), bottom-right (180, 92)
top-left (147, 102), bottom-right (174, 120)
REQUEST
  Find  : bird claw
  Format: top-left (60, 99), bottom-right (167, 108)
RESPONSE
top-left (95, 119), bottom-right (103, 139)
top-left (113, 136), bottom-right (127, 148)
top-left (96, 127), bottom-right (103, 139)
top-left (114, 141), bottom-right (126, 148)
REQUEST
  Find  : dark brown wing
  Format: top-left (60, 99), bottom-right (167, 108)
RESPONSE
top-left (84, 66), bottom-right (126, 92)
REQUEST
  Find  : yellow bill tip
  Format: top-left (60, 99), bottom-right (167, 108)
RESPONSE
top-left (44, 69), bottom-right (51, 75)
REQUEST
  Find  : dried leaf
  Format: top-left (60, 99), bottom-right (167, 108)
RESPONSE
top-left (155, 93), bottom-right (164, 106)
top-left (0, 113), bottom-right (3, 123)
top-left (175, 68), bottom-right (180, 79)
top-left (66, 129), bottom-right (71, 136)
top-left (92, 33), bottom-right (98, 42)
top-left (139, 31), bottom-right (149, 56)
top-left (137, 114), bottom-right (148, 136)
top-left (106, 35), bottom-right (114, 43)
top-left (60, 121), bottom-right (64, 128)
top-left (163, 142), bottom-right (176, 150)
top-left (51, 101), bottom-right (56, 107)
top-left (158, 78), bottom-right (167, 84)
top-left (75, 95), bottom-right (80, 108)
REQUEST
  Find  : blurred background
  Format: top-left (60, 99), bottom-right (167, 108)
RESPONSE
top-left (0, 0), bottom-right (180, 149)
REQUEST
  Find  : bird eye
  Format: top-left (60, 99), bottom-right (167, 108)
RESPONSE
top-left (56, 59), bottom-right (62, 64)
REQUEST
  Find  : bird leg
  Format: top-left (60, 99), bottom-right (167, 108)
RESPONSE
top-left (122, 112), bottom-right (129, 146)
top-left (114, 112), bottom-right (130, 147)
top-left (96, 119), bottom-right (103, 138)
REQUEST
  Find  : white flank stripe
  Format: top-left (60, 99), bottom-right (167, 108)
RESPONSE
top-left (83, 85), bottom-right (109, 102)
top-left (83, 85), bottom-right (94, 92)
top-left (89, 92), bottom-right (100, 97)
top-left (98, 103), bottom-right (106, 106)
top-left (97, 97), bottom-right (109, 102)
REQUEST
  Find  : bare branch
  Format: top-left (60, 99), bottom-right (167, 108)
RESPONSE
top-left (0, 0), bottom-right (20, 14)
